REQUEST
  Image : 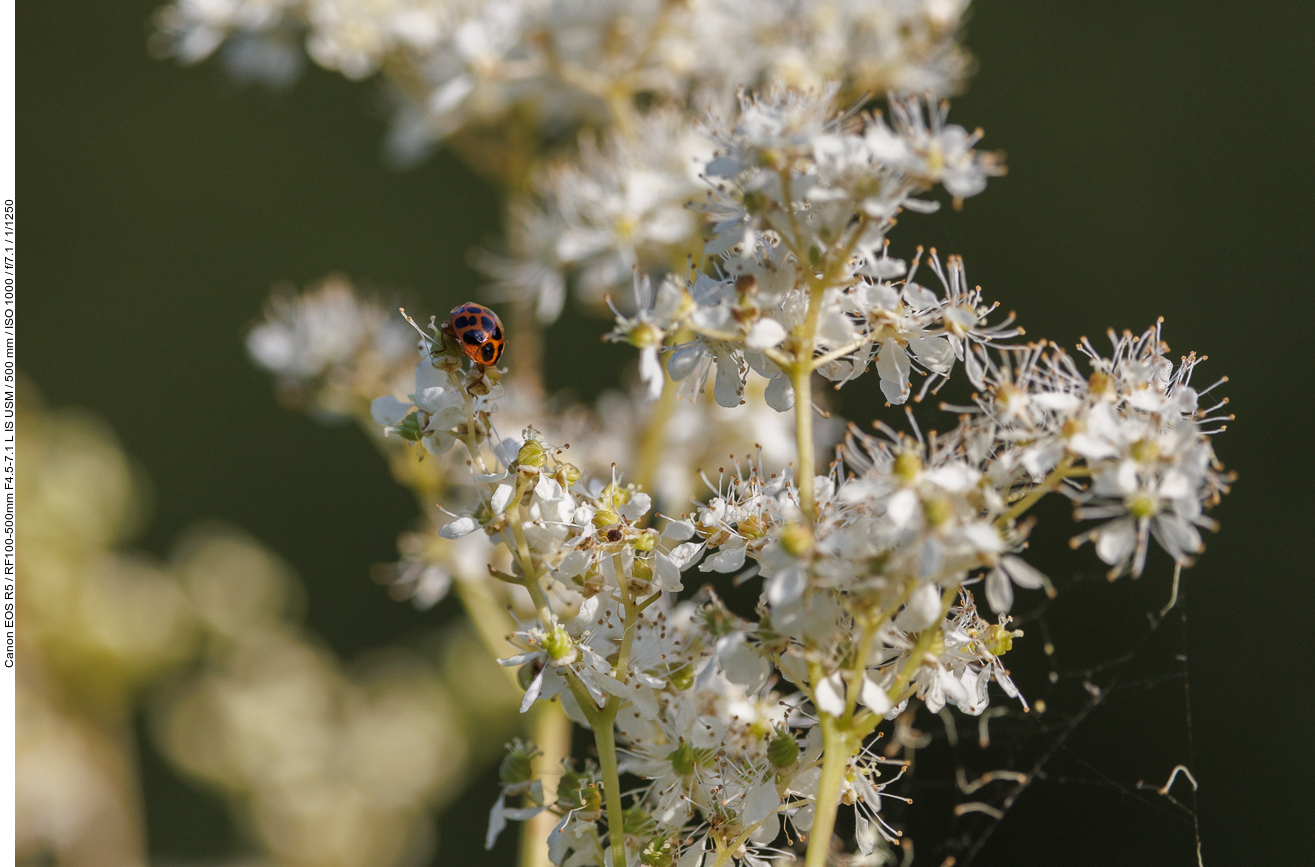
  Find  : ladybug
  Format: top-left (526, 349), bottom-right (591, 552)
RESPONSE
top-left (445, 302), bottom-right (505, 366)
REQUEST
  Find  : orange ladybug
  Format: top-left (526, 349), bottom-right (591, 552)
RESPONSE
top-left (446, 302), bottom-right (505, 366)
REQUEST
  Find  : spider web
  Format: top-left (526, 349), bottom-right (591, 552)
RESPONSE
top-left (871, 553), bottom-right (1206, 867)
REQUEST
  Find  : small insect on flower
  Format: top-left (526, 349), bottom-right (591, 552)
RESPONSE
top-left (445, 302), bottom-right (506, 366)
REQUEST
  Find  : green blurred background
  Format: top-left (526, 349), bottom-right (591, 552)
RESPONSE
top-left (19, 1), bottom-right (1313, 864)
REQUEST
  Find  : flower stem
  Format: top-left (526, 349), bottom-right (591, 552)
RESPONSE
top-left (592, 711), bottom-right (628, 867)
top-left (885, 586), bottom-right (959, 701)
top-left (804, 714), bottom-right (857, 867)
top-left (633, 368), bottom-right (679, 495)
top-left (792, 359), bottom-right (816, 522)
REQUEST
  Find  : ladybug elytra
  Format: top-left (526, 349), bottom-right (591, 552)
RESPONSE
top-left (446, 302), bottom-right (505, 366)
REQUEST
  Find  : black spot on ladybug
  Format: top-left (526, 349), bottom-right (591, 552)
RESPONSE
top-left (463, 330), bottom-right (485, 345)
top-left (491, 326), bottom-right (503, 340)
top-left (481, 343), bottom-right (496, 362)
top-left (454, 315), bottom-right (470, 328)
top-left (481, 316), bottom-right (495, 331)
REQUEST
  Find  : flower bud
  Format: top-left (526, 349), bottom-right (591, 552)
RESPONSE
top-left (517, 439), bottom-right (548, 469)
top-left (542, 625), bottom-right (575, 663)
top-left (668, 741), bottom-right (697, 777)
top-left (1129, 438), bottom-right (1159, 464)
top-left (780, 522), bottom-right (813, 557)
top-left (923, 495), bottom-right (953, 527)
top-left (1128, 491), bottom-right (1159, 519)
top-left (558, 462), bottom-right (583, 486)
top-left (395, 413), bottom-right (423, 442)
top-left (628, 321), bottom-right (664, 349)
top-left (634, 531), bottom-right (657, 552)
top-left (893, 450), bottom-right (923, 482)
top-left (640, 835), bottom-right (676, 867)
top-left (499, 741), bottom-right (540, 785)
top-left (767, 729), bottom-right (800, 768)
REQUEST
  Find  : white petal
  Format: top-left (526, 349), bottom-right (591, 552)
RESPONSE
top-left (814, 672), bottom-right (846, 717)
top-left (655, 552), bottom-right (684, 592)
top-left (887, 489), bottom-right (920, 528)
top-left (534, 474), bottom-right (562, 501)
top-left (677, 842), bottom-right (705, 867)
top-left (666, 342), bottom-right (704, 381)
top-left (668, 541), bottom-right (705, 569)
top-left (895, 584), bottom-right (942, 631)
top-left (1001, 555), bottom-right (1047, 589)
top-left (639, 347), bottom-right (664, 402)
top-left (618, 492), bottom-right (652, 523)
top-left (370, 395), bottom-right (412, 427)
top-left (1095, 519), bottom-right (1137, 565)
top-left (440, 516), bottom-right (480, 539)
top-left (519, 667), bottom-right (545, 713)
top-left (554, 549), bottom-right (590, 580)
top-left (662, 520), bottom-right (696, 541)
top-left (485, 792), bottom-right (508, 850)
top-left (765, 564), bottom-right (807, 607)
top-left (490, 483), bottom-right (514, 516)
top-left (765, 373), bottom-right (795, 412)
top-left (750, 813), bottom-right (779, 846)
top-left (858, 675), bottom-right (892, 715)
top-left (984, 567), bottom-right (1013, 613)
top-left (718, 635), bottom-right (770, 691)
top-left (746, 318), bottom-right (787, 351)
top-left (742, 780), bottom-right (780, 827)
top-left (699, 545), bottom-right (747, 573)
top-left (713, 352), bottom-right (745, 408)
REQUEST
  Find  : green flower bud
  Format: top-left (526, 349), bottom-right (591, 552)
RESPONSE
top-left (1128, 492), bottom-right (1159, 519)
top-left (499, 741), bottom-right (540, 785)
top-left (780, 522), bottom-right (813, 557)
top-left (668, 663), bottom-right (694, 691)
top-left (396, 413), bottom-right (423, 442)
top-left (628, 322), bottom-right (664, 349)
top-left (542, 625), bottom-right (575, 662)
top-left (634, 531), bottom-right (657, 552)
top-left (923, 495), bottom-right (953, 527)
top-left (640, 836), bottom-right (675, 867)
top-left (893, 450), bottom-right (923, 482)
top-left (668, 741), bottom-right (696, 777)
top-left (767, 729), bottom-right (799, 768)
top-left (1129, 438), bottom-right (1160, 464)
top-left (517, 439), bottom-right (548, 469)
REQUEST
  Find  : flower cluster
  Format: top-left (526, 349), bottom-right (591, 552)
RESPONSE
top-left (196, 2), bottom-right (1237, 863)
top-left (153, 0), bottom-right (973, 163)
top-left (364, 281), bottom-right (1229, 865)
top-left (246, 275), bottom-right (417, 420)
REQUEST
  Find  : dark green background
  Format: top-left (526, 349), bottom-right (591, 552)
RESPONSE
top-left (19, 2), bottom-right (1312, 865)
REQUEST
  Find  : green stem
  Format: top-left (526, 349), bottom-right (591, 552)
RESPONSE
top-left (632, 365), bottom-right (679, 496)
top-left (885, 586), bottom-right (959, 701)
top-left (593, 716), bottom-right (628, 867)
top-left (792, 359), bottom-right (817, 524)
top-left (804, 715), bottom-right (857, 867)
